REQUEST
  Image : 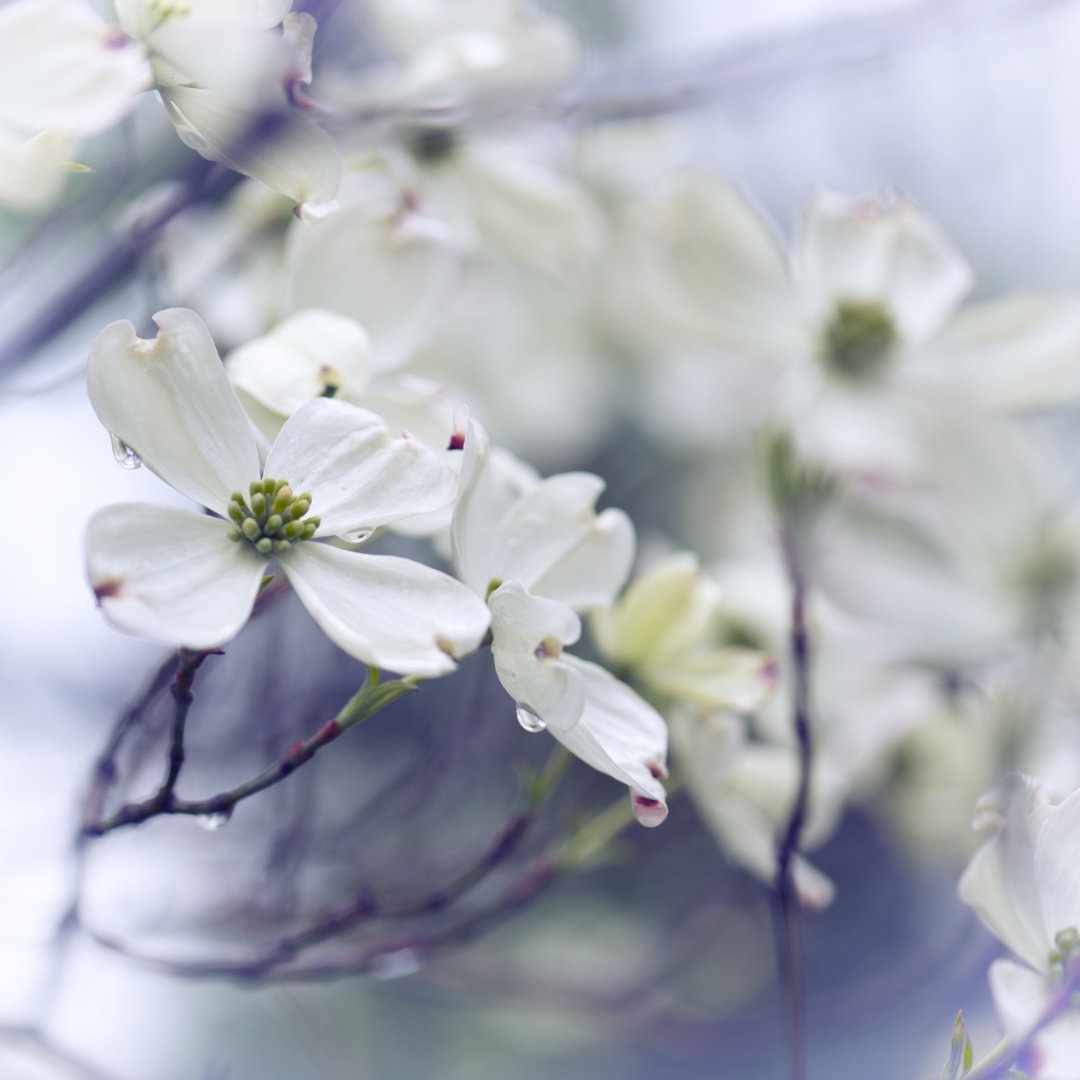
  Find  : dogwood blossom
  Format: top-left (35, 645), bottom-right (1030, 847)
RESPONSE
top-left (450, 420), bottom-right (669, 825)
top-left (624, 172), bottom-right (1080, 478)
top-left (85, 308), bottom-right (490, 676)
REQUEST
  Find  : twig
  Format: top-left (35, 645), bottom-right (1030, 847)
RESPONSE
top-left (774, 534), bottom-right (813, 1080)
top-left (81, 667), bottom-right (418, 836)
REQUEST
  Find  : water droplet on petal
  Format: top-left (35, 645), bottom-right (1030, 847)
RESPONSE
top-left (370, 946), bottom-right (425, 980)
top-left (196, 809), bottom-right (232, 831)
top-left (516, 703), bottom-right (546, 733)
top-left (110, 433), bottom-right (142, 469)
top-left (341, 527), bottom-right (374, 544)
top-left (632, 794), bottom-right (668, 828)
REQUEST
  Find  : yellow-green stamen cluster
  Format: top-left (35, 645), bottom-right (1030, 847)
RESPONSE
top-left (820, 298), bottom-right (897, 382)
top-left (226, 478), bottom-right (320, 556)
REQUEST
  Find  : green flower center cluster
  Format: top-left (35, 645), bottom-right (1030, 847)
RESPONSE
top-left (820, 298), bottom-right (898, 382)
top-left (227, 478), bottom-right (320, 556)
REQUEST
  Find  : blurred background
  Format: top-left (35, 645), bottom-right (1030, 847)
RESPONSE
top-left (3, 0), bottom-right (1079, 1076)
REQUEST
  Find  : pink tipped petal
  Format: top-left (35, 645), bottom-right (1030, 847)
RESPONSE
top-left (265, 398), bottom-right (457, 535)
top-left (279, 542), bottom-right (490, 677)
top-left (85, 503), bottom-right (265, 649)
top-left (87, 309), bottom-right (261, 516)
top-left (554, 655), bottom-right (669, 822)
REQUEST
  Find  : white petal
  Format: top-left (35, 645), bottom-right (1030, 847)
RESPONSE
top-left (489, 582), bottom-right (584, 733)
top-left (796, 189), bottom-right (973, 347)
top-left (553, 655), bottom-right (669, 826)
top-left (958, 774), bottom-right (1053, 972)
top-left (594, 552), bottom-right (715, 667)
top-left (451, 418), bottom-right (540, 596)
top-left (283, 169), bottom-right (462, 369)
top-left (632, 170), bottom-right (803, 357)
top-left (226, 309), bottom-right (373, 417)
top-left (279, 542), bottom-right (490, 677)
top-left (117, 0), bottom-right (292, 37)
top-left (918, 293), bottom-right (1080, 412)
top-left (264, 398), bottom-right (456, 535)
top-left (446, 146), bottom-right (603, 281)
top-left (1034, 787), bottom-right (1080, 946)
top-left (0, 0), bottom-right (148, 135)
top-left (491, 473), bottom-right (634, 609)
top-left (85, 503), bottom-right (265, 648)
top-left (87, 308), bottom-right (261, 516)
top-left (161, 85), bottom-right (340, 219)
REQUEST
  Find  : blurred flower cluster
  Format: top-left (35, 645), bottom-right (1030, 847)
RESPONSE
top-left (7, 0), bottom-right (1080, 1078)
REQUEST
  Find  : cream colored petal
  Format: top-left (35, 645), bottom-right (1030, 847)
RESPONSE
top-left (280, 542), bottom-right (490, 677)
top-left (161, 85), bottom-right (340, 220)
top-left (0, 0), bottom-right (148, 134)
top-left (85, 503), bottom-right (265, 649)
top-left (264, 398), bottom-right (456, 536)
top-left (593, 552), bottom-right (710, 667)
top-left (555, 655), bottom-right (669, 826)
top-left (226, 309), bottom-right (373, 417)
top-left (87, 308), bottom-right (261, 516)
top-left (646, 648), bottom-right (776, 712)
top-left (489, 582), bottom-right (585, 733)
top-left (0, 129), bottom-right (73, 212)
top-left (797, 189), bottom-right (973, 347)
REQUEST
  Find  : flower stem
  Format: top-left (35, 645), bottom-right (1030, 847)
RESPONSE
top-left (775, 536), bottom-right (813, 1080)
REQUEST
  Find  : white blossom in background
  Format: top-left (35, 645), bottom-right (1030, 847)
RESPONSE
top-left (282, 165), bottom-right (463, 370)
top-left (621, 172), bottom-right (1080, 479)
top-left (84, 308), bottom-right (490, 676)
top-left (959, 775), bottom-right (1080, 1076)
top-left (0, 0), bottom-right (148, 210)
top-left (451, 419), bottom-right (670, 825)
top-left (115, 0), bottom-right (341, 221)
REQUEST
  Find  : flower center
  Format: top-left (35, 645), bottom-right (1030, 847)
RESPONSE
top-left (226, 478), bottom-right (320, 556)
top-left (819, 298), bottom-right (897, 382)
top-left (406, 126), bottom-right (458, 165)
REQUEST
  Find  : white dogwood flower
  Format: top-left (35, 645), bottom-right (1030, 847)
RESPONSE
top-left (85, 308), bottom-right (490, 676)
top-left (451, 420), bottom-right (669, 825)
top-left (626, 173), bottom-right (1080, 478)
